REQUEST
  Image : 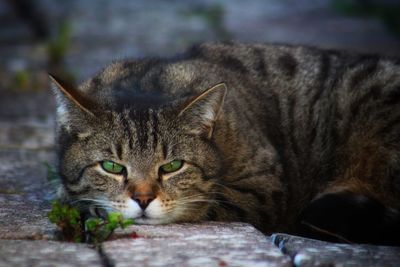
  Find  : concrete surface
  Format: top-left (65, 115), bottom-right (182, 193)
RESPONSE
top-left (272, 233), bottom-right (400, 267)
top-left (0, 240), bottom-right (102, 267)
top-left (105, 223), bottom-right (292, 267)
top-left (1, 1), bottom-right (400, 266)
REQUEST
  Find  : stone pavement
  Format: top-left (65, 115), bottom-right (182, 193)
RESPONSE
top-left (2, 0), bottom-right (400, 266)
top-left (0, 240), bottom-right (102, 267)
top-left (272, 234), bottom-right (400, 267)
top-left (105, 223), bottom-right (291, 267)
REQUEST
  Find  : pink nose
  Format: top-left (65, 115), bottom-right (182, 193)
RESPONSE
top-left (132, 183), bottom-right (155, 210)
top-left (133, 192), bottom-right (155, 210)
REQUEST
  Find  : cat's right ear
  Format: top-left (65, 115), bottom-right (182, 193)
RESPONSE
top-left (49, 74), bottom-right (96, 130)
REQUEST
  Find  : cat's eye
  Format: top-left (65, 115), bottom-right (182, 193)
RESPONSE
top-left (160, 160), bottom-right (183, 173)
top-left (101, 160), bottom-right (125, 174)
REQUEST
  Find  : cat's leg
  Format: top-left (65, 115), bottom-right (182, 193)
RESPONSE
top-left (295, 190), bottom-right (400, 245)
top-left (296, 131), bottom-right (400, 245)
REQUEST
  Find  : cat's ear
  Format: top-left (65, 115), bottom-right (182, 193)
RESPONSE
top-left (49, 74), bottom-right (96, 130)
top-left (178, 83), bottom-right (227, 138)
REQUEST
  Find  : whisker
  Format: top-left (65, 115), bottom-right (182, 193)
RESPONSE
top-left (178, 199), bottom-right (217, 205)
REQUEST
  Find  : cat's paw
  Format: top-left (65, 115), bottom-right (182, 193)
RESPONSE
top-left (295, 191), bottom-right (400, 245)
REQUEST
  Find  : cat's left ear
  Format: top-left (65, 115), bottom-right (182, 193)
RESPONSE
top-left (178, 83), bottom-right (227, 138)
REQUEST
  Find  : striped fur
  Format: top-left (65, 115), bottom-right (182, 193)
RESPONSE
top-left (52, 43), bottom-right (400, 243)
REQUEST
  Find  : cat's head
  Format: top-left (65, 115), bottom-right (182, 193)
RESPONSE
top-left (50, 74), bottom-right (227, 224)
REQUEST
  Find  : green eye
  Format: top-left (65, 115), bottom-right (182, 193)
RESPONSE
top-left (160, 160), bottom-right (183, 173)
top-left (101, 161), bottom-right (125, 174)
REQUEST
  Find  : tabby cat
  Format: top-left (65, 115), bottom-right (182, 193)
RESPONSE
top-left (51, 42), bottom-right (400, 245)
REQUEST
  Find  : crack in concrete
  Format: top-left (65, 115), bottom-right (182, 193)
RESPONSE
top-left (97, 244), bottom-right (116, 267)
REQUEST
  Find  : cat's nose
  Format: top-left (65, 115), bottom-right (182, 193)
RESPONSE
top-left (131, 183), bottom-right (156, 210)
top-left (132, 191), bottom-right (155, 210)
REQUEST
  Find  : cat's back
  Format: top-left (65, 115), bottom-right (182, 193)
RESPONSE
top-left (77, 42), bottom-right (329, 99)
top-left (77, 42), bottom-right (400, 125)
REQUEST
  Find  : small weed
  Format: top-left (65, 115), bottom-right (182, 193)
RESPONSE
top-left (44, 162), bottom-right (59, 183)
top-left (46, 20), bottom-right (77, 85)
top-left (47, 21), bottom-right (72, 65)
top-left (13, 70), bottom-right (30, 91)
top-left (48, 201), bottom-right (83, 243)
top-left (11, 69), bottom-right (48, 91)
top-left (85, 212), bottom-right (135, 244)
top-left (45, 163), bottom-right (134, 243)
top-left (48, 201), bottom-right (134, 244)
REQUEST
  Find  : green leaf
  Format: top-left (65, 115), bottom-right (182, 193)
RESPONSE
top-left (121, 218), bottom-right (135, 229)
top-left (107, 212), bottom-right (122, 224)
top-left (73, 235), bottom-right (82, 243)
top-left (49, 201), bottom-right (136, 244)
top-left (44, 162), bottom-right (59, 183)
top-left (69, 218), bottom-right (77, 226)
top-left (60, 205), bottom-right (69, 216)
top-left (105, 221), bottom-right (118, 232)
top-left (47, 212), bottom-right (58, 223)
top-left (70, 208), bottom-right (80, 218)
top-left (48, 201), bottom-right (84, 242)
top-left (85, 218), bottom-right (102, 231)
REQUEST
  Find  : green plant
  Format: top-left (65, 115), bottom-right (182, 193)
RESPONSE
top-left (13, 70), bottom-right (30, 90)
top-left (48, 201), bottom-right (83, 242)
top-left (47, 21), bottom-right (72, 65)
top-left (85, 212), bottom-right (135, 244)
top-left (44, 162), bottom-right (59, 183)
top-left (46, 20), bottom-right (76, 85)
top-left (46, 162), bottom-right (134, 243)
top-left (11, 69), bottom-right (47, 91)
top-left (48, 201), bottom-right (134, 244)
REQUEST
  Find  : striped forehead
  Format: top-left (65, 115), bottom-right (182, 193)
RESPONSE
top-left (111, 108), bottom-right (161, 161)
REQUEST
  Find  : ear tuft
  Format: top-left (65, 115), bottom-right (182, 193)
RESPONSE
top-left (179, 83), bottom-right (227, 138)
top-left (49, 74), bottom-right (95, 130)
top-left (49, 74), bottom-right (95, 116)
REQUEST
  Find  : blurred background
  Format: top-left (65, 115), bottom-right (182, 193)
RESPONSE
top-left (0, 0), bottom-right (400, 152)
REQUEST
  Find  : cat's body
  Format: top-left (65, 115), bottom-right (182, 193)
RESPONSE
top-left (52, 43), bottom-right (400, 245)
